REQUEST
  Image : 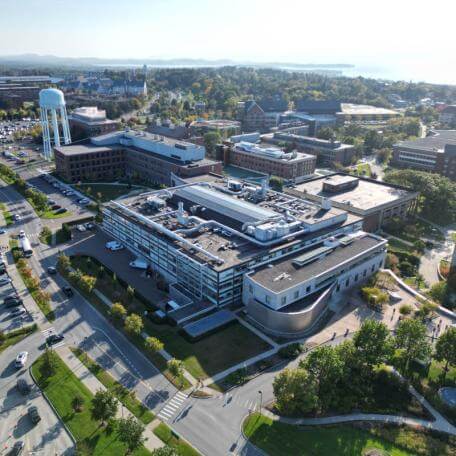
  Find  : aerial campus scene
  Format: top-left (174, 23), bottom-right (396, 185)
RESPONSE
top-left (1, 1), bottom-right (456, 455)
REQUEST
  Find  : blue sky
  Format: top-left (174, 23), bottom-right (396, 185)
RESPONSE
top-left (1, 0), bottom-right (456, 83)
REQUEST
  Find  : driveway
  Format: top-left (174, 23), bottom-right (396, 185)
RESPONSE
top-left (419, 237), bottom-right (454, 286)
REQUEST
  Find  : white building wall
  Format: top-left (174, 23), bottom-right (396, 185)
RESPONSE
top-left (243, 249), bottom-right (386, 310)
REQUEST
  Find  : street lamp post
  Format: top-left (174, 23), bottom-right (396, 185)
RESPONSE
top-left (258, 390), bottom-right (263, 413)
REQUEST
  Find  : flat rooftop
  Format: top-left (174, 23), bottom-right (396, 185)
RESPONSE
top-left (291, 174), bottom-right (417, 212)
top-left (395, 130), bottom-right (456, 153)
top-left (249, 233), bottom-right (385, 292)
top-left (54, 141), bottom-right (117, 156)
top-left (106, 180), bottom-right (361, 271)
top-left (340, 103), bottom-right (399, 116)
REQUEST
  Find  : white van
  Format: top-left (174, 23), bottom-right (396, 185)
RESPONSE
top-left (129, 259), bottom-right (148, 270)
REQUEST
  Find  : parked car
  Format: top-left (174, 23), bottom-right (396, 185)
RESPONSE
top-left (129, 259), bottom-right (148, 270)
top-left (16, 378), bottom-right (31, 395)
top-left (47, 266), bottom-right (57, 275)
top-left (4, 294), bottom-right (19, 304)
top-left (105, 241), bottom-right (117, 249)
top-left (84, 222), bottom-right (95, 230)
top-left (76, 224), bottom-right (86, 232)
top-left (0, 277), bottom-right (12, 286)
top-left (5, 298), bottom-right (23, 307)
top-left (109, 242), bottom-right (124, 251)
top-left (62, 286), bottom-right (73, 297)
top-left (46, 334), bottom-right (64, 346)
top-left (47, 199), bottom-right (56, 205)
top-left (15, 351), bottom-right (28, 368)
top-left (54, 208), bottom-right (67, 215)
top-left (28, 406), bottom-right (41, 424)
top-left (12, 214), bottom-right (20, 221)
top-left (10, 441), bottom-right (24, 455)
top-left (0, 228), bottom-right (7, 234)
top-left (18, 230), bottom-right (25, 238)
top-left (10, 307), bottom-right (26, 318)
top-left (78, 198), bottom-right (90, 205)
top-left (51, 204), bottom-right (61, 210)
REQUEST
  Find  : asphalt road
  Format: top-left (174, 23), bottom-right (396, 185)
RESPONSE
top-left (0, 180), bottom-right (178, 452)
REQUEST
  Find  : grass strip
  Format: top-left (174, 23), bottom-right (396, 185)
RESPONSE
top-left (153, 422), bottom-right (200, 456)
top-left (0, 324), bottom-right (37, 354)
top-left (31, 352), bottom-right (151, 456)
top-left (71, 347), bottom-right (155, 425)
top-left (243, 412), bottom-right (455, 456)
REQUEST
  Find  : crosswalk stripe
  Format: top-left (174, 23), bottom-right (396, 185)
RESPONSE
top-left (176, 392), bottom-right (187, 399)
top-left (164, 403), bottom-right (179, 412)
top-left (159, 409), bottom-right (173, 418)
top-left (157, 413), bottom-right (169, 421)
top-left (169, 397), bottom-right (183, 405)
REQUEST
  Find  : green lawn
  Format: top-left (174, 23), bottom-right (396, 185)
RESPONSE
top-left (41, 208), bottom-right (71, 219)
top-left (153, 423), bottom-right (200, 456)
top-left (356, 162), bottom-right (372, 177)
top-left (31, 353), bottom-right (152, 456)
top-left (71, 347), bottom-right (155, 425)
top-left (0, 325), bottom-right (37, 354)
top-left (75, 183), bottom-right (145, 203)
top-left (71, 256), bottom-right (272, 380)
top-left (243, 413), bottom-right (454, 456)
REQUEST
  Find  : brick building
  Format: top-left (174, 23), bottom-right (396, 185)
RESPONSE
top-left (55, 129), bottom-right (222, 184)
top-left (226, 141), bottom-right (316, 182)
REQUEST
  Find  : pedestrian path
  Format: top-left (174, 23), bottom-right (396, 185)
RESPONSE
top-left (41, 327), bottom-right (65, 349)
top-left (157, 391), bottom-right (188, 421)
top-left (57, 345), bottom-right (165, 451)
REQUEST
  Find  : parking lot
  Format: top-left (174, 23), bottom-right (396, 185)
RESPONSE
top-left (0, 345), bottom-right (73, 455)
top-left (0, 282), bottom-right (33, 334)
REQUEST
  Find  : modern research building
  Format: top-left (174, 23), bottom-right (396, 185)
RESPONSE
top-left (102, 177), bottom-right (387, 337)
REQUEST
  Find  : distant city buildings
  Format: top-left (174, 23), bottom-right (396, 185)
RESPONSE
top-left (61, 76), bottom-right (147, 98)
top-left (54, 129), bottom-right (222, 184)
top-left (189, 119), bottom-right (241, 138)
top-left (0, 75), bottom-right (54, 108)
top-left (392, 130), bottom-right (456, 180)
top-left (295, 100), bottom-right (400, 123)
top-left (147, 120), bottom-right (190, 140)
top-left (285, 173), bottom-right (419, 232)
top-left (439, 105), bottom-right (456, 125)
top-left (68, 106), bottom-right (120, 138)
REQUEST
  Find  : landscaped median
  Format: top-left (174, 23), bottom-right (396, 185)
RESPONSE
top-left (0, 324), bottom-right (37, 354)
top-left (71, 347), bottom-right (155, 425)
top-left (59, 254), bottom-right (272, 386)
top-left (153, 422), bottom-right (200, 456)
top-left (31, 351), bottom-right (152, 456)
top-left (10, 240), bottom-right (55, 321)
top-left (243, 412), bottom-right (455, 456)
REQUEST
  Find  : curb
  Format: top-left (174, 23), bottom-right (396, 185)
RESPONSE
top-left (29, 364), bottom-right (77, 449)
top-left (239, 413), bottom-right (268, 456)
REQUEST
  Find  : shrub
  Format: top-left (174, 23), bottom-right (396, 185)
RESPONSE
top-left (399, 303), bottom-right (413, 316)
top-left (278, 343), bottom-right (304, 359)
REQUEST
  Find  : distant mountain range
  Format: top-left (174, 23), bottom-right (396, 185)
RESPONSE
top-left (0, 54), bottom-right (354, 70)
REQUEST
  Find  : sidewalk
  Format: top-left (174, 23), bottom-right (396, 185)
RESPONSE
top-left (57, 345), bottom-right (164, 451)
top-left (6, 249), bottom-right (50, 329)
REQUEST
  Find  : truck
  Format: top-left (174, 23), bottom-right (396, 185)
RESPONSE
top-left (19, 237), bottom-right (33, 258)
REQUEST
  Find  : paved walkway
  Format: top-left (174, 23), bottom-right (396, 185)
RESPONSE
top-left (57, 345), bottom-right (164, 451)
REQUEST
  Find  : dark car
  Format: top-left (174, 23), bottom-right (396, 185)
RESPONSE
top-left (16, 378), bottom-right (31, 395)
top-left (54, 208), bottom-right (67, 215)
top-left (84, 222), bottom-right (95, 230)
top-left (3, 294), bottom-right (19, 304)
top-left (51, 204), bottom-right (61, 210)
top-left (0, 266), bottom-right (6, 275)
top-left (47, 199), bottom-right (56, 205)
top-left (10, 441), bottom-right (24, 455)
top-left (5, 298), bottom-right (23, 308)
top-left (47, 266), bottom-right (57, 275)
top-left (62, 286), bottom-right (73, 297)
top-left (28, 406), bottom-right (41, 424)
top-left (46, 334), bottom-right (64, 346)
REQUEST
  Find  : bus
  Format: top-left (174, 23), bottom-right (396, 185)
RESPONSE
top-left (19, 237), bottom-right (33, 258)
